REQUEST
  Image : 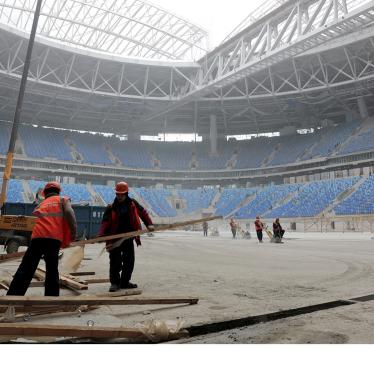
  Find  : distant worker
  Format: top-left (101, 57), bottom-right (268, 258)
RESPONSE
top-left (202, 221), bottom-right (208, 237)
top-left (255, 216), bottom-right (264, 243)
top-left (273, 218), bottom-right (285, 242)
top-left (99, 181), bottom-right (154, 292)
top-left (7, 182), bottom-right (77, 296)
top-left (229, 217), bottom-right (237, 239)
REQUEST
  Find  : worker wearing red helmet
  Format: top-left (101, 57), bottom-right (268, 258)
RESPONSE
top-left (98, 181), bottom-right (154, 292)
top-left (7, 181), bottom-right (77, 296)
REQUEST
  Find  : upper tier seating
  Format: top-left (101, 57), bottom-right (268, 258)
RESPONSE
top-left (19, 126), bottom-right (73, 161)
top-left (266, 177), bottom-right (359, 218)
top-left (71, 133), bottom-right (112, 165)
top-left (338, 126), bottom-right (374, 155)
top-left (334, 176), bottom-right (374, 215)
top-left (303, 121), bottom-right (358, 160)
top-left (111, 139), bottom-right (153, 169)
top-left (269, 133), bottom-right (320, 166)
top-left (0, 179), bottom-right (24, 203)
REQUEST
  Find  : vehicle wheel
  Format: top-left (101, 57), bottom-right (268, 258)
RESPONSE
top-left (5, 239), bottom-right (19, 254)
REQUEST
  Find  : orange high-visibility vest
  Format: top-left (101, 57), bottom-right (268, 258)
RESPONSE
top-left (31, 195), bottom-right (72, 248)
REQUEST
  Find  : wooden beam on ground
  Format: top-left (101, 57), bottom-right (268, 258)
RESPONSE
top-left (0, 323), bottom-right (189, 340)
top-left (69, 272), bottom-right (95, 276)
top-left (0, 282), bottom-right (9, 291)
top-left (0, 296), bottom-right (199, 307)
top-left (36, 268), bottom-right (87, 291)
top-left (95, 289), bottom-right (142, 297)
top-left (0, 252), bottom-right (25, 263)
top-left (85, 278), bottom-right (109, 284)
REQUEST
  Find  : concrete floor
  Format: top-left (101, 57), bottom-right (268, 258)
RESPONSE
top-left (1, 230), bottom-right (374, 343)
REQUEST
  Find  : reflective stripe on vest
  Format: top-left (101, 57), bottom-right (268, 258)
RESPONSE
top-left (31, 195), bottom-right (66, 242)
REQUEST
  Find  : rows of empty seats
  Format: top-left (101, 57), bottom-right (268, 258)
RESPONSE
top-left (3, 177), bottom-right (374, 218)
top-left (136, 187), bottom-right (177, 217)
top-left (178, 189), bottom-right (217, 213)
top-left (339, 126), bottom-right (374, 155)
top-left (334, 176), bottom-right (374, 215)
top-left (266, 177), bottom-right (359, 218)
top-left (19, 126), bottom-right (73, 161)
top-left (2, 120), bottom-right (373, 170)
top-left (214, 188), bottom-right (257, 217)
top-left (235, 184), bottom-right (300, 219)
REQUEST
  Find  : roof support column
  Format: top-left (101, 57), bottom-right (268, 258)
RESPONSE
top-left (209, 114), bottom-right (218, 156)
top-left (357, 97), bottom-right (369, 120)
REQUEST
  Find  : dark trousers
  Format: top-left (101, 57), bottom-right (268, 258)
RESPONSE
top-left (231, 228), bottom-right (236, 238)
top-left (203, 229), bottom-right (208, 236)
top-left (256, 230), bottom-right (263, 242)
top-left (7, 238), bottom-right (60, 296)
top-left (274, 230), bottom-right (285, 239)
top-left (109, 239), bottom-right (135, 287)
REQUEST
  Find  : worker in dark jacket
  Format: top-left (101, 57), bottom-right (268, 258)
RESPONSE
top-left (273, 218), bottom-right (285, 241)
top-left (98, 181), bottom-right (154, 292)
top-left (255, 216), bottom-right (264, 243)
top-left (7, 182), bottom-right (77, 296)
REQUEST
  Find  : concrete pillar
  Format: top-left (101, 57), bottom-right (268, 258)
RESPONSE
top-left (357, 97), bottom-right (369, 120)
top-left (209, 114), bottom-right (218, 155)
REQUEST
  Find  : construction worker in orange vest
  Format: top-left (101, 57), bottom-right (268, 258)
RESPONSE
top-left (7, 181), bottom-right (77, 296)
top-left (98, 181), bottom-right (154, 292)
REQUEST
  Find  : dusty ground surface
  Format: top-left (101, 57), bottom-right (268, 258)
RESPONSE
top-left (1, 230), bottom-right (374, 343)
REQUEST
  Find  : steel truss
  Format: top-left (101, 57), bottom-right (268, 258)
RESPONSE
top-left (0, 0), bottom-right (208, 60)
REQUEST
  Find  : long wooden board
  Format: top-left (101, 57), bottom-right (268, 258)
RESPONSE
top-left (0, 296), bottom-right (199, 306)
top-left (34, 268), bottom-right (87, 291)
top-left (0, 323), bottom-right (189, 340)
top-left (70, 215), bottom-right (222, 249)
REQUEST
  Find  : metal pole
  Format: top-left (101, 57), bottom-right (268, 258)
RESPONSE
top-left (0, 0), bottom-right (43, 212)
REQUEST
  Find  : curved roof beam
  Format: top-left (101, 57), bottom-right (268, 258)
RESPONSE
top-left (0, 0), bottom-right (208, 60)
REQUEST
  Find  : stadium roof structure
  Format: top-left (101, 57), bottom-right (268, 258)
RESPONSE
top-left (0, 0), bottom-right (374, 136)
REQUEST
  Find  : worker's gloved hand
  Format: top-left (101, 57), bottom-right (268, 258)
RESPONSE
top-left (147, 225), bottom-right (155, 232)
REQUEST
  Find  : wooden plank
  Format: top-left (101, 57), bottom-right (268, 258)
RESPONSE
top-left (0, 323), bottom-right (189, 340)
top-left (36, 268), bottom-right (87, 291)
top-left (0, 252), bottom-right (25, 263)
top-left (69, 272), bottom-right (96, 276)
top-left (95, 289), bottom-right (142, 297)
top-left (70, 215), bottom-right (222, 248)
top-left (85, 278), bottom-right (109, 284)
top-left (0, 296), bottom-right (199, 306)
top-left (0, 282), bottom-right (9, 291)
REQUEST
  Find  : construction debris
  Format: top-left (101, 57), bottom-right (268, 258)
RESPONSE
top-left (0, 322), bottom-right (189, 341)
top-left (0, 252), bottom-right (25, 263)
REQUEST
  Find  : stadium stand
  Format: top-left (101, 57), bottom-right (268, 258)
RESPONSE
top-left (302, 121), bottom-right (359, 160)
top-left (338, 126), bottom-right (374, 155)
top-left (0, 179), bottom-right (24, 203)
top-left (235, 138), bottom-right (279, 169)
top-left (334, 176), bottom-right (374, 215)
top-left (19, 126), bottom-right (73, 161)
top-left (150, 142), bottom-right (191, 170)
top-left (266, 177), bottom-right (359, 218)
top-left (136, 187), bottom-right (177, 217)
top-left (234, 184), bottom-right (300, 219)
top-left (178, 188), bottom-right (217, 213)
top-left (214, 188), bottom-right (257, 217)
top-left (71, 133), bottom-right (113, 165)
top-left (269, 133), bottom-right (320, 166)
top-left (111, 139), bottom-right (153, 169)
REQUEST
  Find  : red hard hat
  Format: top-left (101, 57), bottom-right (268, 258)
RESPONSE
top-left (115, 181), bottom-right (129, 194)
top-left (44, 181), bottom-right (61, 193)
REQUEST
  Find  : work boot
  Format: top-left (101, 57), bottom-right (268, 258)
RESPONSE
top-left (121, 282), bottom-right (138, 289)
top-left (109, 284), bottom-right (120, 292)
